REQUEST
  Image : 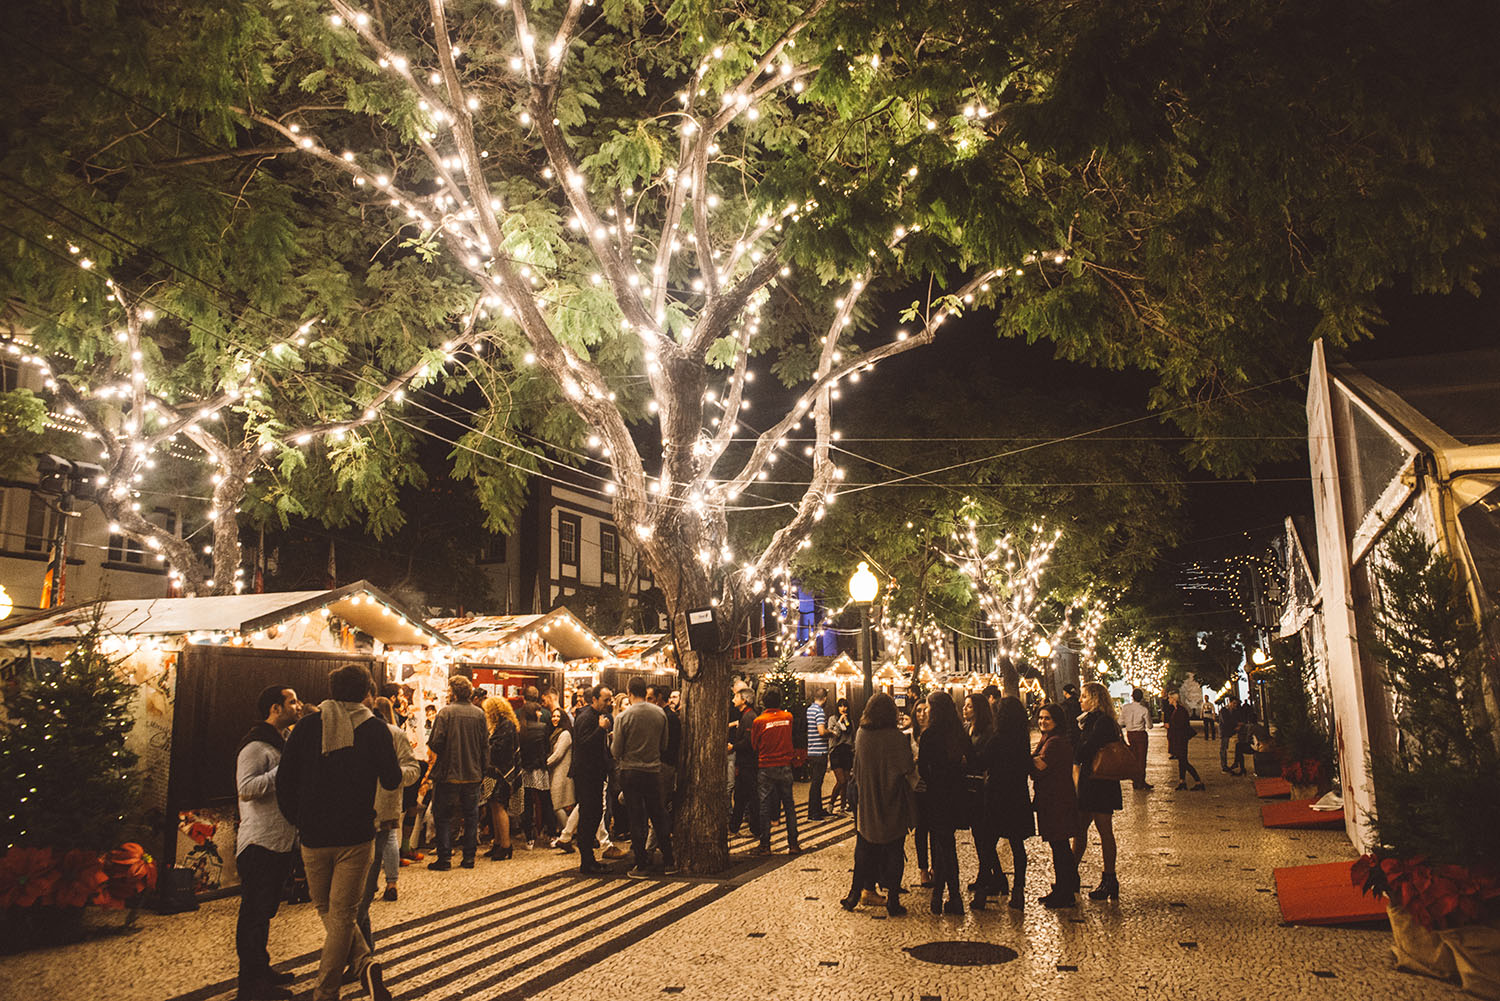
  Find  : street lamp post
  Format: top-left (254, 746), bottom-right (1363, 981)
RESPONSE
top-left (849, 562), bottom-right (879, 701)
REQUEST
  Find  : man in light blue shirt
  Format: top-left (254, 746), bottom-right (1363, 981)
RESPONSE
top-left (806, 688), bottom-right (830, 820)
top-left (234, 684), bottom-right (301, 1000)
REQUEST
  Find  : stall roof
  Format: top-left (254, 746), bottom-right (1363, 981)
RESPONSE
top-left (602, 633), bottom-right (671, 660)
top-left (1338, 348), bottom-right (1500, 449)
top-left (429, 607), bottom-right (611, 661)
top-left (0, 581), bottom-right (446, 647)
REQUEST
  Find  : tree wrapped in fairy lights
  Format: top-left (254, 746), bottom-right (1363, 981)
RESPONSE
top-left (943, 517), bottom-right (1067, 697)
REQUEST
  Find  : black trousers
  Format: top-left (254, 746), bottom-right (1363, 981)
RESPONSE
top-left (621, 768), bottom-right (673, 868)
top-left (730, 764), bottom-right (760, 836)
top-left (575, 775), bottom-right (605, 865)
top-left (1048, 838), bottom-right (1079, 894)
top-left (235, 844), bottom-right (295, 987)
top-left (849, 833), bottom-right (905, 899)
top-left (930, 827), bottom-right (960, 896)
top-left (806, 754), bottom-right (828, 818)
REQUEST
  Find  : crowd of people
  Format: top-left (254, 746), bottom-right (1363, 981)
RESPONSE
top-left (230, 662), bottom-right (1258, 999)
top-left (833, 681), bottom-right (1261, 918)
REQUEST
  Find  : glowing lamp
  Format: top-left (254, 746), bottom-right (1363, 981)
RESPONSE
top-left (848, 562), bottom-right (878, 604)
top-left (1035, 637), bottom-right (1052, 658)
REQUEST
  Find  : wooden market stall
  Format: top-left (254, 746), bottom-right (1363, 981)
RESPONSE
top-left (595, 633), bottom-right (676, 696)
top-left (424, 607), bottom-right (612, 703)
top-left (0, 581), bottom-right (447, 898)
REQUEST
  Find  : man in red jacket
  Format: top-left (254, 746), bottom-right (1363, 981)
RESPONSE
top-left (750, 687), bottom-right (800, 856)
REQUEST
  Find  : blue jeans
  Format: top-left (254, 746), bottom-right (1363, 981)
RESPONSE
top-left (434, 782), bottom-right (481, 863)
top-left (757, 766), bottom-right (799, 851)
top-left (806, 754), bottom-right (828, 817)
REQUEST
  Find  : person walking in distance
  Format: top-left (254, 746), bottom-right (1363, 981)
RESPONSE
top-left (570, 686), bottom-right (613, 874)
top-left (612, 677), bottom-right (675, 877)
top-left (1031, 704), bottom-right (1079, 909)
top-left (275, 666), bottom-right (400, 1001)
top-left (805, 688), bottom-right (831, 820)
top-left (1073, 683), bottom-right (1124, 901)
top-left (1219, 695), bottom-right (1241, 773)
top-left (234, 685), bottom-right (302, 1001)
top-left (1120, 688), bottom-right (1154, 791)
top-left (1200, 697), bottom-right (1217, 741)
top-left (425, 675), bottom-right (488, 871)
top-left (1167, 690), bottom-right (1207, 791)
top-left (356, 698), bottom-right (421, 948)
top-left (839, 693), bottom-right (914, 917)
top-left (750, 686), bottom-right (800, 856)
top-left (728, 688), bottom-right (760, 837)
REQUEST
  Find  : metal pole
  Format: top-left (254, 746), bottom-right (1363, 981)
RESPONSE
top-left (860, 603), bottom-right (873, 701)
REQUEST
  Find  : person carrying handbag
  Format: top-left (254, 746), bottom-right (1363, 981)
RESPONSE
top-left (1072, 682), bottom-right (1124, 901)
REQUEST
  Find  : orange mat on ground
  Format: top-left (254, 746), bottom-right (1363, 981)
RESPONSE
top-left (1256, 777), bottom-right (1291, 798)
top-left (1262, 797), bottom-right (1345, 829)
top-left (1274, 860), bottom-right (1389, 925)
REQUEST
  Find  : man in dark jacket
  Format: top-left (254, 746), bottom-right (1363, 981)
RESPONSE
top-left (276, 664), bottom-right (400, 1001)
top-left (569, 685), bottom-right (613, 874)
top-left (1059, 684), bottom-right (1082, 734)
top-left (425, 675), bottom-right (488, 870)
top-left (728, 688), bottom-right (760, 837)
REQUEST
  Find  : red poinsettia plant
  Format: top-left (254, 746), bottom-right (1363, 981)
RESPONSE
top-left (0, 843), bottom-right (157, 912)
top-left (1281, 757), bottom-right (1327, 787)
top-left (1353, 854), bottom-right (1500, 931)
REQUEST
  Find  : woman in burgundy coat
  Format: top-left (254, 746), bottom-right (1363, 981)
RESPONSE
top-left (1031, 704), bottom-right (1079, 908)
top-left (1167, 691), bottom-right (1207, 792)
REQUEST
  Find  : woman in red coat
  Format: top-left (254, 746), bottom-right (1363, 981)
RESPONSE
top-left (1031, 704), bottom-right (1079, 908)
top-left (1167, 691), bottom-right (1207, 791)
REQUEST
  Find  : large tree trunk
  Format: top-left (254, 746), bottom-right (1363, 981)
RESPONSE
top-left (673, 647), bottom-right (731, 873)
top-left (998, 654), bottom-right (1021, 700)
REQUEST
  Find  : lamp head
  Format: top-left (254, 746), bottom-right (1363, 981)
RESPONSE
top-left (1035, 637), bottom-right (1052, 658)
top-left (849, 561), bottom-right (878, 604)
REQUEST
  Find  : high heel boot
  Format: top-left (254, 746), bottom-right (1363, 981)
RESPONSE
top-left (1088, 873), bottom-right (1119, 900)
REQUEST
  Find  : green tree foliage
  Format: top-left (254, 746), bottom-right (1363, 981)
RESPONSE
top-left (0, 629), bottom-right (139, 853)
top-left (0, 390), bottom-right (48, 480)
top-left (1366, 526), bottom-right (1498, 867)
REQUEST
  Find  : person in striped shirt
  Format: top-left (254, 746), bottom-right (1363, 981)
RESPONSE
top-left (806, 688), bottom-right (830, 821)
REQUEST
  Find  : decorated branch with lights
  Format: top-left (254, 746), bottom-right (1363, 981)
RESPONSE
top-left (1105, 633), bottom-right (1170, 693)
top-left (16, 267), bottom-right (488, 595)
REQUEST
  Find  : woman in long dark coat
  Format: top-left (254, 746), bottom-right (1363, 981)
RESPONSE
top-left (917, 691), bottom-right (970, 915)
top-left (1031, 703), bottom-right (1078, 908)
top-left (973, 696), bottom-right (1035, 909)
top-left (1167, 690), bottom-right (1207, 791)
top-left (1072, 682), bottom-right (1123, 901)
top-left (840, 693), bottom-right (914, 916)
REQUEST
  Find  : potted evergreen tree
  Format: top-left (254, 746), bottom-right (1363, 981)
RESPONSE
top-left (1351, 528), bottom-right (1500, 999)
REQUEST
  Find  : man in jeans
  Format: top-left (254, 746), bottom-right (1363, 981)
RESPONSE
top-left (1219, 695), bottom-right (1242, 773)
top-left (276, 665), bottom-right (400, 1001)
top-left (233, 684), bottom-right (302, 1001)
top-left (613, 677), bottom-right (675, 877)
top-left (751, 686), bottom-right (800, 856)
top-left (425, 675), bottom-right (488, 870)
top-left (805, 687), bottom-right (830, 820)
top-left (728, 688), bottom-right (760, 837)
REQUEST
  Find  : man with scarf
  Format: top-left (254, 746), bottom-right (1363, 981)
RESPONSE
top-left (277, 665), bottom-right (401, 1001)
top-left (234, 685), bottom-right (301, 1000)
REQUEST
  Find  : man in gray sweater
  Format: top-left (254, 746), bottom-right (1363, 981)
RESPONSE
top-left (425, 675), bottom-right (488, 870)
top-left (612, 676), bottom-right (674, 877)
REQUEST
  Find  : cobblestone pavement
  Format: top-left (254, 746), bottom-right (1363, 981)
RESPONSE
top-left (1, 732), bottom-right (1463, 1001)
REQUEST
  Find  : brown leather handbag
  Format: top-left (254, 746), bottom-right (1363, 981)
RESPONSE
top-left (1090, 737), bottom-right (1137, 781)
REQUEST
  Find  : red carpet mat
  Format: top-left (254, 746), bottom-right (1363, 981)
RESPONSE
top-left (1255, 777), bottom-right (1291, 798)
top-left (1274, 860), bottom-right (1389, 925)
top-left (1262, 797), bottom-right (1345, 829)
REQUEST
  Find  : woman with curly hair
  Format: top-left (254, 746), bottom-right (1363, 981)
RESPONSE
top-left (482, 696), bottom-right (519, 861)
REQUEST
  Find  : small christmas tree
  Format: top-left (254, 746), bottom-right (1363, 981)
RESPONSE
top-left (1362, 526), bottom-right (1499, 873)
top-left (0, 628), bottom-right (139, 853)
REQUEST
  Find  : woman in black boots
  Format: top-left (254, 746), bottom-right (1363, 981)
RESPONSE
top-left (1167, 690), bottom-right (1207, 791)
top-left (1073, 682), bottom-right (1123, 901)
top-left (1031, 704), bottom-right (1079, 908)
top-left (917, 691), bottom-right (970, 915)
top-left (840, 693), bottom-right (915, 916)
top-left (973, 696), bottom-right (1034, 909)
